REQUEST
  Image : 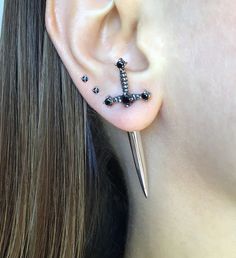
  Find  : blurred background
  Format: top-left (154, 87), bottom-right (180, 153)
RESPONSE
top-left (0, 0), bottom-right (3, 32)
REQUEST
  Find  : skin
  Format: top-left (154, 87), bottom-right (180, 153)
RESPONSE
top-left (46, 0), bottom-right (236, 257)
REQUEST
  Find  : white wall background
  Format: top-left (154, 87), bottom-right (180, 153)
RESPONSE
top-left (0, 0), bottom-right (4, 32)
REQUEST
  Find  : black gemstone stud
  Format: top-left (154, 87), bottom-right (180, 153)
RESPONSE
top-left (93, 87), bottom-right (100, 94)
top-left (121, 94), bottom-right (134, 107)
top-left (141, 91), bottom-right (151, 101)
top-left (116, 58), bottom-right (127, 69)
top-left (81, 75), bottom-right (88, 83)
top-left (104, 58), bottom-right (152, 108)
top-left (104, 96), bottom-right (113, 106)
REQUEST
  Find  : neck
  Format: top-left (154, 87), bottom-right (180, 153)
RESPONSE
top-left (103, 118), bottom-right (236, 258)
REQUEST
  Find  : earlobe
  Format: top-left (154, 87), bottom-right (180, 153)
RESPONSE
top-left (45, 0), bottom-right (163, 132)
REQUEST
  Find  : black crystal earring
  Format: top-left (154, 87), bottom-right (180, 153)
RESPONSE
top-left (92, 87), bottom-right (100, 94)
top-left (81, 75), bottom-right (89, 83)
top-left (104, 58), bottom-right (151, 107)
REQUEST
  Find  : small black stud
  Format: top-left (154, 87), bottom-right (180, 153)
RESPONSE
top-left (81, 75), bottom-right (89, 83)
top-left (121, 94), bottom-right (133, 107)
top-left (104, 97), bottom-right (113, 106)
top-left (116, 58), bottom-right (127, 69)
top-left (93, 87), bottom-right (100, 94)
top-left (141, 91), bottom-right (151, 101)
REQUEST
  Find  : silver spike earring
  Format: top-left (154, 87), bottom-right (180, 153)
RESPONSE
top-left (128, 131), bottom-right (149, 198)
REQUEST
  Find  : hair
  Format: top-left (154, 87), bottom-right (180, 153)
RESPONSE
top-left (0, 1), bottom-right (129, 257)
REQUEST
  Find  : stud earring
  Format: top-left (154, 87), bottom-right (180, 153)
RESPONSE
top-left (104, 58), bottom-right (151, 107)
top-left (93, 87), bottom-right (100, 94)
top-left (81, 75), bottom-right (89, 83)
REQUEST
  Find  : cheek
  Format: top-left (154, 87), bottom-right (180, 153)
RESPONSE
top-left (153, 1), bottom-right (236, 195)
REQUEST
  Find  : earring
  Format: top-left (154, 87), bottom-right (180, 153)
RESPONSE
top-left (104, 58), bottom-right (151, 107)
top-left (128, 131), bottom-right (148, 198)
top-left (81, 75), bottom-right (89, 83)
top-left (82, 60), bottom-right (149, 198)
top-left (92, 87), bottom-right (100, 94)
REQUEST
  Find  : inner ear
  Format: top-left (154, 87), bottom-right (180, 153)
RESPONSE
top-left (94, 4), bottom-right (149, 72)
top-left (102, 5), bottom-right (122, 38)
top-left (93, 5), bottom-right (121, 62)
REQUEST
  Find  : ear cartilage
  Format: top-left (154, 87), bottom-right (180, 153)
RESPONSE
top-left (93, 87), bottom-right (100, 94)
top-left (104, 58), bottom-right (151, 108)
top-left (81, 75), bottom-right (89, 83)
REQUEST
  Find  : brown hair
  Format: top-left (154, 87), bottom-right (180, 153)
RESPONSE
top-left (0, 1), bottom-right (129, 257)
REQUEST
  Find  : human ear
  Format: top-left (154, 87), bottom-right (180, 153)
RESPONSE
top-left (45, 0), bottom-right (163, 132)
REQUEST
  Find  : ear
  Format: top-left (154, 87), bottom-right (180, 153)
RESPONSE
top-left (45, 0), bottom-right (163, 132)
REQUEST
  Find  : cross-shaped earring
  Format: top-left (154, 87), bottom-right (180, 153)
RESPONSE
top-left (104, 58), bottom-right (151, 108)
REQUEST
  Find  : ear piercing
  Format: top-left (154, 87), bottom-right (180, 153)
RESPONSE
top-left (81, 58), bottom-right (151, 108)
top-left (81, 75), bottom-right (89, 83)
top-left (104, 58), bottom-right (151, 108)
top-left (93, 87), bottom-right (100, 94)
top-left (81, 61), bottom-right (150, 198)
top-left (81, 75), bottom-right (100, 94)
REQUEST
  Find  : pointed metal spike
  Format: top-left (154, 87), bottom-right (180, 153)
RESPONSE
top-left (128, 131), bottom-right (149, 198)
